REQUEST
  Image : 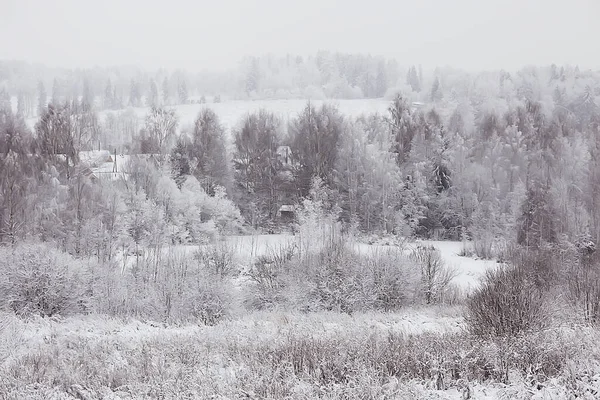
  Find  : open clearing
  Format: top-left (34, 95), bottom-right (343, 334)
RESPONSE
top-left (25, 98), bottom-right (392, 132)
top-left (221, 234), bottom-right (496, 291)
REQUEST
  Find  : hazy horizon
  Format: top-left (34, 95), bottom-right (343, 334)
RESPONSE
top-left (2, 0), bottom-right (599, 73)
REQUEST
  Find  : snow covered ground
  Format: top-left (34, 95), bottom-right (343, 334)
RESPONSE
top-left (102, 98), bottom-right (391, 132)
top-left (415, 240), bottom-right (498, 291)
top-left (2, 309), bottom-right (592, 399)
top-left (221, 234), bottom-right (496, 292)
top-left (25, 98), bottom-right (391, 132)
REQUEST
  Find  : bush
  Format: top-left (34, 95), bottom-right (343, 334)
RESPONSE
top-left (410, 245), bottom-right (458, 304)
top-left (565, 236), bottom-right (600, 323)
top-left (466, 264), bottom-right (545, 337)
top-left (245, 236), bottom-right (418, 313)
top-left (246, 243), bottom-right (296, 310)
top-left (93, 249), bottom-right (234, 324)
top-left (0, 243), bottom-right (90, 317)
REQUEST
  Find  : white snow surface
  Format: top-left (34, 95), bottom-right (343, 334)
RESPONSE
top-left (113, 99), bottom-right (391, 132)
top-left (221, 234), bottom-right (496, 292)
top-left (26, 98), bottom-right (391, 132)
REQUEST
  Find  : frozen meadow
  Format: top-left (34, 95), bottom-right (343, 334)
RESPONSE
top-left (24, 98), bottom-right (393, 133)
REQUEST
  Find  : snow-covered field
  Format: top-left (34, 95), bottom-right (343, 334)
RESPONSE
top-left (25, 98), bottom-right (392, 132)
top-left (2, 307), bottom-right (596, 399)
top-left (2, 236), bottom-right (597, 398)
top-left (107, 99), bottom-right (391, 131)
top-left (221, 234), bottom-right (496, 291)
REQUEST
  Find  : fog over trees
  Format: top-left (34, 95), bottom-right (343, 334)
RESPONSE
top-left (2, 48), bottom-right (600, 399)
top-left (3, 60), bottom-right (599, 248)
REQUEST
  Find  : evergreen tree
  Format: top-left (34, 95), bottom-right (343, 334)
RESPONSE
top-left (170, 136), bottom-right (191, 188)
top-left (178, 80), bottom-right (188, 104)
top-left (51, 78), bottom-right (61, 105)
top-left (147, 79), bottom-right (158, 107)
top-left (407, 66), bottom-right (421, 92)
top-left (375, 60), bottom-right (388, 98)
top-left (37, 81), bottom-right (47, 116)
top-left (517, 183), bottom-right (557, 248)
top-left (82, 78), bottom-right (93, 109)
top-left (162, 77), bottom-right (170, 105)
top-left (35, 103), bottom-right (79, 177)
top-left (0, 88), bottom-right (10, 113)
top-left (104, 79), bottom-right (113, 110)
top-left (246, 57), bottom-right (260, 94)
top-left (431, 77), bottom-right (442, 102)
top-left (129, 79), bottom-right (141, 107)
top-left (387, 94), bottom-right (414, 165)
top-left (16, 92), bottom-right (24, 117)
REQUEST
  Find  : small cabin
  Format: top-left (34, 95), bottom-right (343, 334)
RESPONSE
top-left (278, 204), bottom-right (295, 223)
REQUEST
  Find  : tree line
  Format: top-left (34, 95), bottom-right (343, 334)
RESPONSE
top-left (1, 64), bottom-right (600, 260)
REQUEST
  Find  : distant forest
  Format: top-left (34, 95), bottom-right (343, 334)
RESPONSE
top-left (1, 56), bottom-right (600, 260)
top-left (4, 52), bottom-right (462, 114)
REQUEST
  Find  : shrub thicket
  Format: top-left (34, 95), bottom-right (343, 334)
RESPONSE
top-left (0, 244), bottom-right (90, 317)
top-left (466, 263), bottom-right (545, 338)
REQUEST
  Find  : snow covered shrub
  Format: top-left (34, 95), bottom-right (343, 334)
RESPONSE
top-left (91, 249), bottom-right (233, 324)
top-left (246, 243), bottom-right (296, 310)
top-left (195, 240), bottom-right (238, 279)
top-left (308, 238), bottom-right (365, 313)
top-left (466, 264), bottom-right (545, 337)
top-left (285, 238), bottom-right (417, 312)
top-left (410, 245), bottom-right (458, 304)
top-left (302, 85), bottom-right (326, 100)
top-left (295, 177), bottom-right (342, 260)
top-left (366, 248), bottom-right (419, 310)
top-left (0, 243), bottom-right (90, 317)
top-left (470, 200), bottom-right (502, 259)
top-left (201, 186), bottom-right (244, 235)
top-left (185, 278), bottom-right (231, 326)
top-left (565, 236), bottom-right (600, 323)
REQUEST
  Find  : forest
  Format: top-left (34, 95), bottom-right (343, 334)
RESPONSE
top-left (2, 59), bottom-right (600, 398)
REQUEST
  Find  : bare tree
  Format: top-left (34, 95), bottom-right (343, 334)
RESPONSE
top-left (142, 106), bottom-right (178, 156)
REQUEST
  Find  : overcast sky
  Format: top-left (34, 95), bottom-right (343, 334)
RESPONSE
top-left (1, 0), bottom-right (598, 72)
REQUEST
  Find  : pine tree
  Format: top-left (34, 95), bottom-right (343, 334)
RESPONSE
top-left (246, 57), bottom-right (260, 94)
top-left (517, 183), bottom-right (557, 248)
top-left (431, 77), bottom-right (442, 102)
top-left (375, 60), bottom-right (388, 98)
top-left (178, 80), bottom-right (188, 104)
top-left (51, 78), bottom-right (60, 105)
top-left (16, 92), bottom-right (24, 117)
top-left (104, 79), bottom-right (113, 109)
top-left (147, 79), bottom-right (158, 107)
top-left (387, 94), bottom-right (414, 165)
top-left (129, 79), bottom-right (141, 107)
top-left (37, 81), bottom-right (47, 116)
top-left (162, 77), bottom-right (170, 105)
top-left (170, 136), bottom-right (191, 188)
top-left (406, 66), bottom-right (421, 92)
top-left (82, 78), bottom-right (93, 109)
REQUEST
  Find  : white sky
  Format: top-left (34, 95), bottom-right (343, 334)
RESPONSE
top-left (1, 0), bottom-right (598, 71)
